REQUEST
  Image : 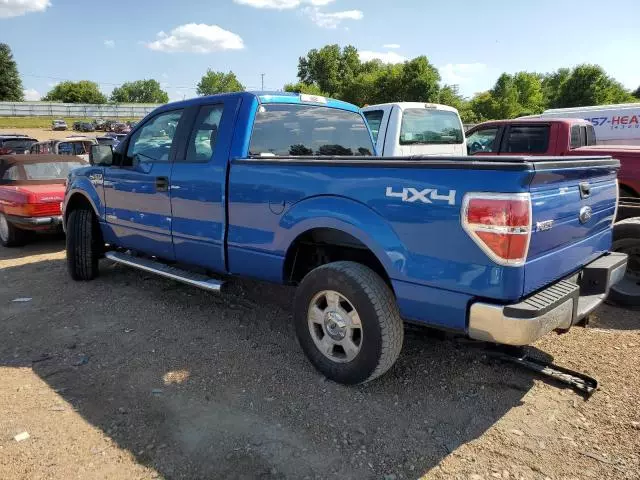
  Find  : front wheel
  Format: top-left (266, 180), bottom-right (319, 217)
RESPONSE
top-left (66, 208), bottom-right (100, 280)
top-left (294, 261), bottom-right (404, 384)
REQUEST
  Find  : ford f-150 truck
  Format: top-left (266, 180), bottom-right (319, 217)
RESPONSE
top-left (466, 118), bottom-right (640, 198)
top-left (63, 92), bottom-right (627, 384)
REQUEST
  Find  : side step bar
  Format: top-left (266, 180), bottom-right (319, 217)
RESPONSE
top-left (105, 251), bottom-right (223, 292)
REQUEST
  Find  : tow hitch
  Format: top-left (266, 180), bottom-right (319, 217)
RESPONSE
top-left (486, 345), bottom-right (598, 397)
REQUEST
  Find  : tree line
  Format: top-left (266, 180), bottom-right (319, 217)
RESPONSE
top-left (1, 42), bottom-right (639, 122)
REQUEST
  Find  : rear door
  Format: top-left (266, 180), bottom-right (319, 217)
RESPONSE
top-left (103, 109), bottom-right (184, 260)
top-left (169, 96), bottom-right (240, 272)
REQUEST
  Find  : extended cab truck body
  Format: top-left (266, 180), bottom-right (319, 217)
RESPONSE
top-left (466, 118), bottom-right (640, 198)
top-left (362, 103), bottom-right (466, 157)
top-left (63, 92), bottom-right (627, 384)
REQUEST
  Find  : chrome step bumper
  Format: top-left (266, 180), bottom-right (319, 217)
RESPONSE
top-left (105, 252), bottom-right (224, 292)
top-left (468, 253), bottom-right (628, 345)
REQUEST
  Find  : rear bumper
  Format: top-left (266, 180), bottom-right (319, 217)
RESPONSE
top-left (7, 214), bottom-right (63, 230)
top-left (468, 253), bottom-right (628, 345)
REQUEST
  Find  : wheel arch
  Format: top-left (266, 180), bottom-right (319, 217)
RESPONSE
top-left (64, 190), bottom-right (99, 227)
top-left (278, 196), bottom-right (408, 288)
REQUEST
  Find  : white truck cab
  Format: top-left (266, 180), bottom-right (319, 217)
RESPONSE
top-left (362, 102), bottom-right (466, 156)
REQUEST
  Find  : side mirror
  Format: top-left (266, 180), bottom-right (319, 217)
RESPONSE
top-left (90, 144), bottom-right (113, 166)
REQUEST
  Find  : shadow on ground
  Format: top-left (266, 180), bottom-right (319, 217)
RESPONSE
top-left (0, 246), bottom-right (555, 480)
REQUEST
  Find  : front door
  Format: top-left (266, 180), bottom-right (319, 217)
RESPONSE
top-left (103, 109), bottom-right (184, 260)
top-left (169, 98), bottom-right (239, 273)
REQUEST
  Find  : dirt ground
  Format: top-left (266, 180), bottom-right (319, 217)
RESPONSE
top-left (0, 237), bottom-right (638, 480)
top-left (0, 127), bottom-right (101, 141)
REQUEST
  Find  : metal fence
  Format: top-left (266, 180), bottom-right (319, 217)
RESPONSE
top-left (0, 102), bottom-right (161, 118)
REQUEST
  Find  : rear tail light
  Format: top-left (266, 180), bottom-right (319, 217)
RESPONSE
top-left (462, 193), bottom-right (532, 266)
top-left (0, 147), bottom-right (13, 155)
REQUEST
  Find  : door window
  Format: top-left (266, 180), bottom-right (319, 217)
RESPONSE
top-left (184, 104), bottom-right (224, 163)
top-left (363, 110), bottom-right (384, 143)
top-left (504, 125), bottom-right (550, 154)
top-left (125, 110), bottom-right (183, 165)
top-left (467, 127), bottom-right (499, 154)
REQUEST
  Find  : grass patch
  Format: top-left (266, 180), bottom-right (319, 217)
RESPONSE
top-left (0, 117), bottom-right (141, 129)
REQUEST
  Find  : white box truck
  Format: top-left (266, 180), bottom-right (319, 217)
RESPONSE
top-left (535, 103), bottom-right (640, 146)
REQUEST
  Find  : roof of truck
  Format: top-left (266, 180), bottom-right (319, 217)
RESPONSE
top-left (153, 91), bottom-right (360, 115)
top-left (477, 117), bottom-right (592, 126)
top-left (362, 102), bottom-right (460, 113)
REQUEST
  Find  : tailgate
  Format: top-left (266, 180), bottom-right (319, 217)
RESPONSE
top-left (524, 157), bottom-right (619, 294)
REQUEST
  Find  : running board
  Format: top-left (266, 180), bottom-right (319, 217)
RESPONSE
top-left (105, 251), bottom-right (223, 292)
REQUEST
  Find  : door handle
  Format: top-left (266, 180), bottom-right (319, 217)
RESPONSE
top-left (156, 176), bottom-right (169, 192)
top-left (579, 182), bottom-right (591, 199)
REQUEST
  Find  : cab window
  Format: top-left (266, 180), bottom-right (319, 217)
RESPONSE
top-left (125, 110), bottom-right (184, 165)
top-left (184, 104), bottom-right (224, 163)
top-left (467, 127), bottom-right (499, 154)
top-left (504, 125), bottom-right (549, 154)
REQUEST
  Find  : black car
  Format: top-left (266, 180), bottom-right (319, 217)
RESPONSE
top-left (0, 137), bottom-right (38, 155)
top-left (79, 122), bottom-right (96, 132)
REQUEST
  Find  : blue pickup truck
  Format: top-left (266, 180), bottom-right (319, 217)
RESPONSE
top-left (63, 91), bottom-right (627, 384)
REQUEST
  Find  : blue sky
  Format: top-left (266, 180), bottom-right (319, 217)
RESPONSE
top-left (2, 0), bottom-right (638, 103)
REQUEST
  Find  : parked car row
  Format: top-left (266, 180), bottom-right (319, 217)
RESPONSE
top-left (49, 118), bottom-right (139, 133)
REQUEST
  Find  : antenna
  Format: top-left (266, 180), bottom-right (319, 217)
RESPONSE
top-left (261, 73), bottom-right (265, 91)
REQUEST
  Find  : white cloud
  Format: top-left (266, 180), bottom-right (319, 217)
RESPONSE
top-left (234, 0), bottom-right (334, 8)
top-left (304, 7), bottom-right (363, 28)
top-left (0, 0), bottom-right (50, 18)
top-left (104, 39), bottom-right (115, 48)
top-left (146, 23), bottom-right (244, 53)
top-left (23, 88), bottom-right (40, 101)
top-left (439, 63), bottom-right (493, 96)
top-left (359, 50), bottom-right (407, 64)
top-left (383, 44), bottom-right (400, 49)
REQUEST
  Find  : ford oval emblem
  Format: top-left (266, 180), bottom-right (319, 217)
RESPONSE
top-left (579, 206), bottom-right (592, 224)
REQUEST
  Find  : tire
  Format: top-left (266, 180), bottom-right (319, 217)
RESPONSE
top-left (0, 212), bottom-right (31, 247)
top-left (607, 218), bottom-right (640, 307)
top-left (66, 208), bottom-right (100, 281)
top-left (294, 261), bottom-right (403, 384)
top-left (619, 185), bottom-right (637, 199)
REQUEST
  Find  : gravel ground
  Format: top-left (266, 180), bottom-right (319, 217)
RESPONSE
top-left (0, 237), bottom-right (638, 480)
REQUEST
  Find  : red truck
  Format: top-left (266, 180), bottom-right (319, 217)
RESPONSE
top-left (466, 118), bottom-right (640, 197)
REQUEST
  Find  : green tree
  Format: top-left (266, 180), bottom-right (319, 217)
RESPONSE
top-left (398, 56), bottom-right (441, 102)
top-left (469, 91), bottom-right (499, 122)
top-left (513, 72), bottom-right (545, 115)
top-left (110, 79), bottom-right (169, 103)
top-left (542, 68), bottom-right (570, 108)
top-left (43, 81), bottom-right (106, 103)
top-left (0, 43), bottom-right (24, 101)
top-left (297, 44), bottom-right (363, 97)
top-left (555, 64), bottom-right (634, 107)
top-left (283, 82), bottom-right (326, 96)
top-left (196, 70), bottom-right (244, 95)
top-left (631, 85), bottom-right (640, 100)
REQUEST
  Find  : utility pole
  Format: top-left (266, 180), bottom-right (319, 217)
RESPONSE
top-left (261, 73), bottom-right (265, 91)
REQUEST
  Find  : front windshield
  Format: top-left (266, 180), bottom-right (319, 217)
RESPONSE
top-left (400, 108), bottom-right (464, 145)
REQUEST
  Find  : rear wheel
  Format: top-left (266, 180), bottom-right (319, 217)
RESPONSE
top-left (607, 218), bottom-right (640, 307)
top-left (66, 208), bottom-right (100, 280)
top-left (0, 213), bottom-right (30, 247)
top-left (294, 261), bottom-right (403, 384)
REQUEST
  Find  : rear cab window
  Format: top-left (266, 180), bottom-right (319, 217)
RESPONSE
top-left (503, 125), bottom-right (550, 154)
top-left (249, 104), bottom-right (374, 157)
top-left (399, 108), bottom-right (463, 145)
